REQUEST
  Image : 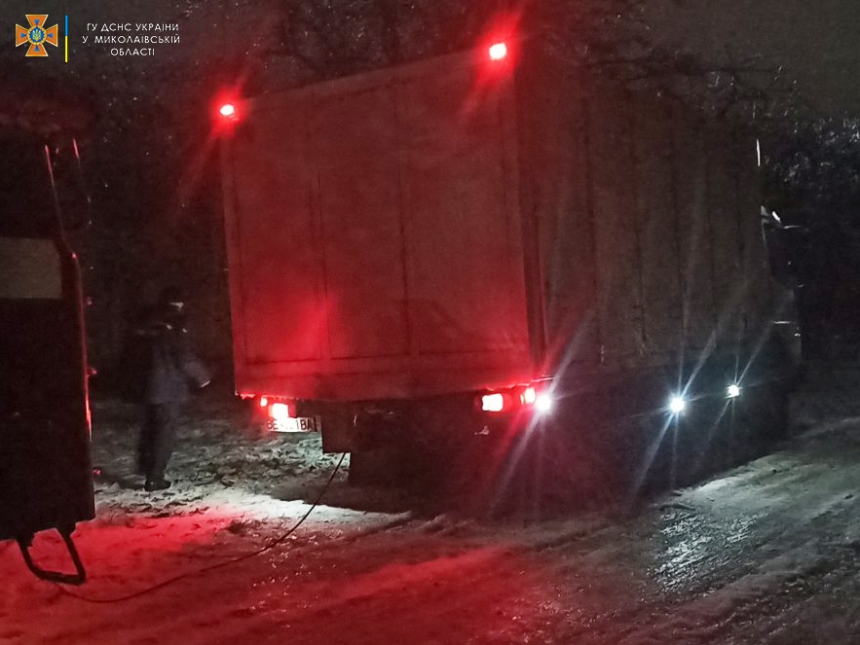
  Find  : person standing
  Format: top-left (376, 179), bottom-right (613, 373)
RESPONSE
top-left (134, 287), bottom-right (210, 491)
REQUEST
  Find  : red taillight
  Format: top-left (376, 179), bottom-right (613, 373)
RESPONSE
top-left (219, 103), bottom-right (236, 118)
top-left (488, 42), bottom-right (508, 61)
top-left (259, 396), bottom-right (268, 408)
top-left (270, 402), bottom-right (293, 421)
top-left (480, 383), bottom-right (553, 415)
top-left (481, 393), bottom-right (506, 412)
top-left (521, 387), bottom-right (536, 405)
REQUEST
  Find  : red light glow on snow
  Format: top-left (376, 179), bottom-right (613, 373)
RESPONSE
top-left (488, 42), bottom-right (508, 61)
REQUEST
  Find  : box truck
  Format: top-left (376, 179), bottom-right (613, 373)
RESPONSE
top-left (218, 41), bottom-right (799, 497)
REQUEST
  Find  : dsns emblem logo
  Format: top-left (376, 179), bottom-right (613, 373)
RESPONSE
top-left (15, 15), bottom-right (59, 57)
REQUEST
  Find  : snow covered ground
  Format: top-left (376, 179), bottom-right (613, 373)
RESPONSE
top-left (3, 360), bottom-right (860, 644)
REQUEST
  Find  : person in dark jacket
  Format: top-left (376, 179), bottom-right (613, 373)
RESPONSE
top-left (135, 287), bottom-right (210, 491)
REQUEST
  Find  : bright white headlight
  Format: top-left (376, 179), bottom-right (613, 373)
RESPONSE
top-left (727, 384), bottom-right (741, 399)
top-left (669, 396), bottom-right (686, 414)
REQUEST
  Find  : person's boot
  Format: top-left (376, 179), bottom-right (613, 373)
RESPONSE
top-left (144, 478), bottom-right (171, 492)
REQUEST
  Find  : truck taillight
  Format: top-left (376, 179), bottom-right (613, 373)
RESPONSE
top-left (255, 398), bottom-right (296, 420)
top-left (481, 393), bottom-right (506, 412)
top-left (219, 103), bottom-right (236, 118)
top-left (521, 386), bottom-right (536, 405)
top-left (480, 383), bottom-right (553, 415)
top-left (488, 42), bottom-right (508, 61)
top-left (521, 386), bottom-right (552, 413)
top-left (270, 402), bottom-right (293, 421)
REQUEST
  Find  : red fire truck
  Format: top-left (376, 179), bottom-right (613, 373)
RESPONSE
top-left (0, 83), bottom-right (93, 582)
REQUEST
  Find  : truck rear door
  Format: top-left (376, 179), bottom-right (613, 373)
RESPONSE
top-left (223, 53), bottom-right (532, 401)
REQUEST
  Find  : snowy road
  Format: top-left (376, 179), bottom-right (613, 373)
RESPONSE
top-left (4, 390), bottom-right (860, 644)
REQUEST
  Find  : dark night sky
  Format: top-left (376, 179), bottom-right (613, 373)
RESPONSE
top-left (3, 0), bottom-right (859, 115)
top-left (646, 0), bottom-right (860, 116)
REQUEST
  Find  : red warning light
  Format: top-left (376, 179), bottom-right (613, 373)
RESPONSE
top-left (488, 42), bottom-right (508, 61)
top-left (213, 95), bottom-right (242, 131)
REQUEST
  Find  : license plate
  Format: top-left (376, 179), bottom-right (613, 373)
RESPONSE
top-left (270, 416), bottom-right (322, 433)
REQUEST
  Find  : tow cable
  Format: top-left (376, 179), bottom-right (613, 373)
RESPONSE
top-left (52, 453), bottom-right (346, 604)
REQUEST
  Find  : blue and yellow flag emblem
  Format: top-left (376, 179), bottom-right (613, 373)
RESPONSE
top-left (15, 15), bottom-right (59, 57)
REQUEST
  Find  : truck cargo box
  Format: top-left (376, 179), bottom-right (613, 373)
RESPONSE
top-left (221, 43), bottom-right (775, 406)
